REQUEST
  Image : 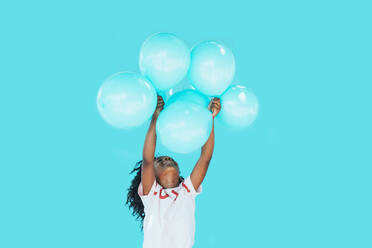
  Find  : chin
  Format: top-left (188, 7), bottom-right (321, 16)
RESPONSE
top-left (161, 180), bottom-right (179, 189)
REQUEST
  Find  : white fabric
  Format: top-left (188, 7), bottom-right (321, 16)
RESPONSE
top-left (162, 184), bottom-right (183, 200)
top-left (138, 176), bottom-right (202, 248)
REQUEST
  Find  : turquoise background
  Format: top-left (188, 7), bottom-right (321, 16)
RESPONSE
top-left (1, 0), bottom-right (371, 247)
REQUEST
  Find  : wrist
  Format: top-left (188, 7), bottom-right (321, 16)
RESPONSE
top-left (151, 113), bottom-right (159, 121)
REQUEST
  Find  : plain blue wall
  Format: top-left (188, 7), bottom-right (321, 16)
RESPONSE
top-left (1, 0), bottom-right (371, 247)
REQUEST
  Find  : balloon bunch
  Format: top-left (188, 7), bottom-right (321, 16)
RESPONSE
top-left (97, 33), bottom-right (259, 154)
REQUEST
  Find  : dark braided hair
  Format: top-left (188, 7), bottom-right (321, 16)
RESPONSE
top-left (125, 156), bottom-right (184, 230)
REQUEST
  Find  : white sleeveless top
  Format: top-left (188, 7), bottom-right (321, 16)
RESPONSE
top-left (138, 176), bottom-right (202, 248)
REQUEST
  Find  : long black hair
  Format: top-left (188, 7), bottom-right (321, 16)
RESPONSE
top-left (125, 156), bottom-right (184, 230)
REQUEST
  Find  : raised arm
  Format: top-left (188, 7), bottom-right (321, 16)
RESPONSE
top-left (141, 95), bottom-right (164, 195)
top-left (190, 98), bottom-right (221, 190)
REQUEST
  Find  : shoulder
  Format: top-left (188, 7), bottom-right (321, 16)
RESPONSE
top-left (138, 180), bottom-right (161, 202)
top-left (182, 175), bottom-right (202, 196)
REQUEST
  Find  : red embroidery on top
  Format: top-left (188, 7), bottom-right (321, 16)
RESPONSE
top-left (182, 182), bottom-right (190, 193)
top-left (159, 188), bottom-right (169, 199)
top-left (153, 191), bottom-right (158, 195)
top-left (171, 190), bottom-right (179, 200)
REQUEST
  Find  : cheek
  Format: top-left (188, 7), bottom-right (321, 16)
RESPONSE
top-left (155, 170), bottom-right (163, 180)
top-left (154, 165), bottom-right (163, 176)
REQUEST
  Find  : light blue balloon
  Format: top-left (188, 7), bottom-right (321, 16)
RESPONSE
top-left (157, 79), bottom-right (195, 102)
top-left (218, 85), bottom-right (259, 128)
top-left (97, 72), bottom-right (157, 129)
top-left (139, 33), bottom-right (190, 91)
top-left (156, 101), bottom-right (213, 154)
top-left (165, 89), bottom-right (210, 108)
top-left (188, 41), bottom-right (235, 96)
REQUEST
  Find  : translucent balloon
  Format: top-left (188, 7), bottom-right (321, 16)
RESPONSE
top-left (97, 72), bottom-right (157, 129)
top-left (165, 89), bottom-right (210, 108)
top-left (188, 41), bottom-right (235, 96)
top-left (158, 79), bottom-right (194, 102)
top-left (139, 33), bottom-right (190, 91)
top-left (219, 85), bottom-right (259, 128)
top-left (156, 101), bottom-right (213, 154)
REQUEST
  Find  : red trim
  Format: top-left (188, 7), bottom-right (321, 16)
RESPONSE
top-left (159, 188), bottom-right (169, 199)
top-left (153, 191), bottom-right (158, 195)
top-left (171, 190), bottom-right (179, 200)
top-left (182, 182), bottom-right (190, 193)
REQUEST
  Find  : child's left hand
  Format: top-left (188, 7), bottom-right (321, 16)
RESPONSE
top-left (208, 97), bottom-right (221, 118)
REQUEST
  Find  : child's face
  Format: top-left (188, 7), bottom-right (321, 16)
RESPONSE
top-left (154, 156), bottom-right (180, 189)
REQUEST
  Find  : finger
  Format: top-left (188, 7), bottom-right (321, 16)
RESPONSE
top-left (208, 101), bottom-right (212, 109)
top-left (211, 102), bottom-right (218, 108)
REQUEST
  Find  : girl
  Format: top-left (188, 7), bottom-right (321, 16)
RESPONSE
top-left (126, 95), bottom-right (221, 248)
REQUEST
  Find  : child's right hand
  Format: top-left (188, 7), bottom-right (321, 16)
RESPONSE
top-left (153, 95), bottom-right (165, 117)
top-left (208, 97), bottom-right (221, 118)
